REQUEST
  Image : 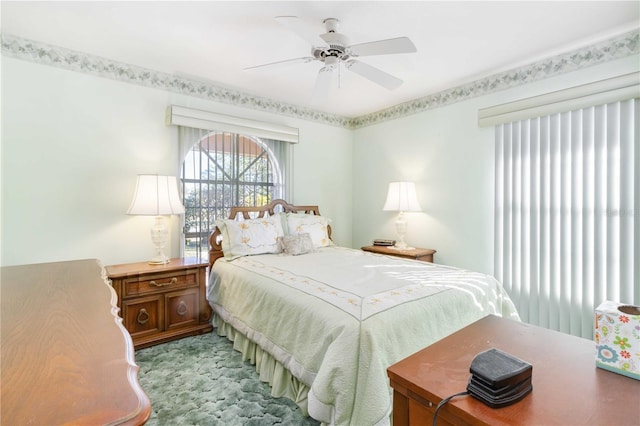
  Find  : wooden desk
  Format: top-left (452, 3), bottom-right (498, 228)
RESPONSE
top-left (1, 259), bottom-right (151, 425)
top-left (387, 315), bottom-right (639, 426)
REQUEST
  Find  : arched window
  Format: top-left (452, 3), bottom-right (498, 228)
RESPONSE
top-left (180, 129), bottom-right (286, 259)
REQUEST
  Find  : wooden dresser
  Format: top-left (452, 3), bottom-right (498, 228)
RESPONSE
top-left (387, 314), bottom-right (639, 426)
top-left (1, 259), bottom-right (151, 425)
top-left (106, 258), bottom-right (212, 349)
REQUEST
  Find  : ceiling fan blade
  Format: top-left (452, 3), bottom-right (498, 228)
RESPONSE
top-left (275, 16), bottom-right (329, 48)
top-left (345, 60), bottom-right (403, 90)
top-left (348, 36), bottom-right (417, 57)
top-left (244, 57), bottom-right (315, 71)
top-left (312, 62), bottom-right (337, 104)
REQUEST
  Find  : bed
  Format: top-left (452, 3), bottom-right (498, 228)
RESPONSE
top-left (207, 199), bottom-right (519, 426)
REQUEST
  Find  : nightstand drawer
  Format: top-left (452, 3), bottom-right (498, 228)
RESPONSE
top-left (123, 269), bottom-right (198, 297)
top-left (122, 296), bottom-right (162, 338)
top-left (166, 288), bottom-right (199, 331)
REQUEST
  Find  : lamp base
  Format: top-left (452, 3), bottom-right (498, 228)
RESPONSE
top-left (393, 211), bottom-right (413, 251)
top-left (149, 216), bottom-right (170, 265)
top-left (148, 256), bottom-right (170, 265)
top-left (390, 244), bottom-right (415, 251)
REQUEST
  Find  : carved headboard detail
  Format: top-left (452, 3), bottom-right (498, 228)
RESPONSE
top-left (208, 199), bottom-right (330, 267)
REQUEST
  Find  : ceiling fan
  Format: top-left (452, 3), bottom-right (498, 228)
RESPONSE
top-left (245, 16), bottom-right (417, 103)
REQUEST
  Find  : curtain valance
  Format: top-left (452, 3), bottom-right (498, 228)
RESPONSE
top-left (478, 72), bottom-right (639, 127)
top-left (166, 105), bottom-right (299, 143)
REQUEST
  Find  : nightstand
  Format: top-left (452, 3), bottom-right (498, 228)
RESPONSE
top-left (105, 258), bottom-right (213, 349)
top-left (361, 245), bottom-right (436, 262)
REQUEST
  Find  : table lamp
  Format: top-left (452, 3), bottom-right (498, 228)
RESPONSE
top-left (127, 174), bottom-right (185, 264)
top-left (383, 181), bottom-right (422, 250)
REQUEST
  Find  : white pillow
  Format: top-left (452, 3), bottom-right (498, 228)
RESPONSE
top-left (215, 213), bottom-right (285, 260)
top-left (278, 233), bottom-right (315, 256)
top-left (285, 213), bottom-right (332, 248)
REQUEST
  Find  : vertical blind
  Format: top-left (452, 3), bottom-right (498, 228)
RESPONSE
top-left (494, 98), bottom-right (639, 339)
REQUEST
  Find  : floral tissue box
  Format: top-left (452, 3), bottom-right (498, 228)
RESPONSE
top-left (595, 300), bottom-right (640, 380)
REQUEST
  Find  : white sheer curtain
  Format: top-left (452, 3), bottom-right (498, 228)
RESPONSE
top-left (262, 137), bottom-right (292, 199)
top-left (494, 98), bottom-right (639, 339)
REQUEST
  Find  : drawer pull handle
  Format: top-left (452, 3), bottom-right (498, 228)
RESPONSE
top-left (137, 308), bottom-right (150, 325)
top-left (150, 277), bottom-right (178, 287)
top-left (176, 301), bottom-right (188, 316)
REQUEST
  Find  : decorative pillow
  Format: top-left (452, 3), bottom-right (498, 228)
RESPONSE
top-left (215, 213), bottom-right (285, 260)
top-left (278, 233), bottom-right (315, 256)
top-left (285, 213), bottom-right (332, 248)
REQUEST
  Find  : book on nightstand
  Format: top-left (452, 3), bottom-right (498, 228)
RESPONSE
top-left (373, 239), bottom-right (396, 246)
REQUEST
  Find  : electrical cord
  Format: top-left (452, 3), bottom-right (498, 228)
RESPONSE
top-left (432, 390), bottom-right (470, 426)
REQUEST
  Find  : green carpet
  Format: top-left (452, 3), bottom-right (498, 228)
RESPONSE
top-left (136, 332), bottom-right (320, 426)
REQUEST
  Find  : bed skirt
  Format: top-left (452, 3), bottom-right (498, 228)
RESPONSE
top-left (211, 313), bottom-right (312, 417)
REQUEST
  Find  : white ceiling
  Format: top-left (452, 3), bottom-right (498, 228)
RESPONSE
top-left (2, 1), bottom-right (638, 117)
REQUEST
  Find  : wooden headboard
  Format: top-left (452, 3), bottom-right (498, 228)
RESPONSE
top-left (208, 199), bottom-right (331, 267)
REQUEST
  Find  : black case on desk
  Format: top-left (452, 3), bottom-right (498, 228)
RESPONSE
top-left (467, 348), bottom-right (533, 408)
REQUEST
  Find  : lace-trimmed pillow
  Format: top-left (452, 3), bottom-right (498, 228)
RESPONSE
top-left (216, 213), bottom-right (285, 260)
top-left (285, 213), bottom-right (332, 248)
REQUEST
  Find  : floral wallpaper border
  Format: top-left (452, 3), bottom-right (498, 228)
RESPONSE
top-left (2, 29), bottom-right (638, 129)
top-left (353, 29), bottom-right (639, 128)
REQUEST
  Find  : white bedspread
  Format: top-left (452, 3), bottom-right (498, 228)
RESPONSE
top-left (207, 246), bottom-right (519, 426)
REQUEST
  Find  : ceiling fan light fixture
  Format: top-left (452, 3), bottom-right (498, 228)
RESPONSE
top-left (248, 16), bottom-right (417, 96)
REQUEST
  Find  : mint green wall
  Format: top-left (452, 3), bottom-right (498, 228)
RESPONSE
top-left (352, 55), bottom-right (640, 274)
top-left (0, 58), bottom-right (353, 266)
top-left (2, 53), bottom-right (637, 270)
top-left (353, 101), bottom-right (494, 272)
